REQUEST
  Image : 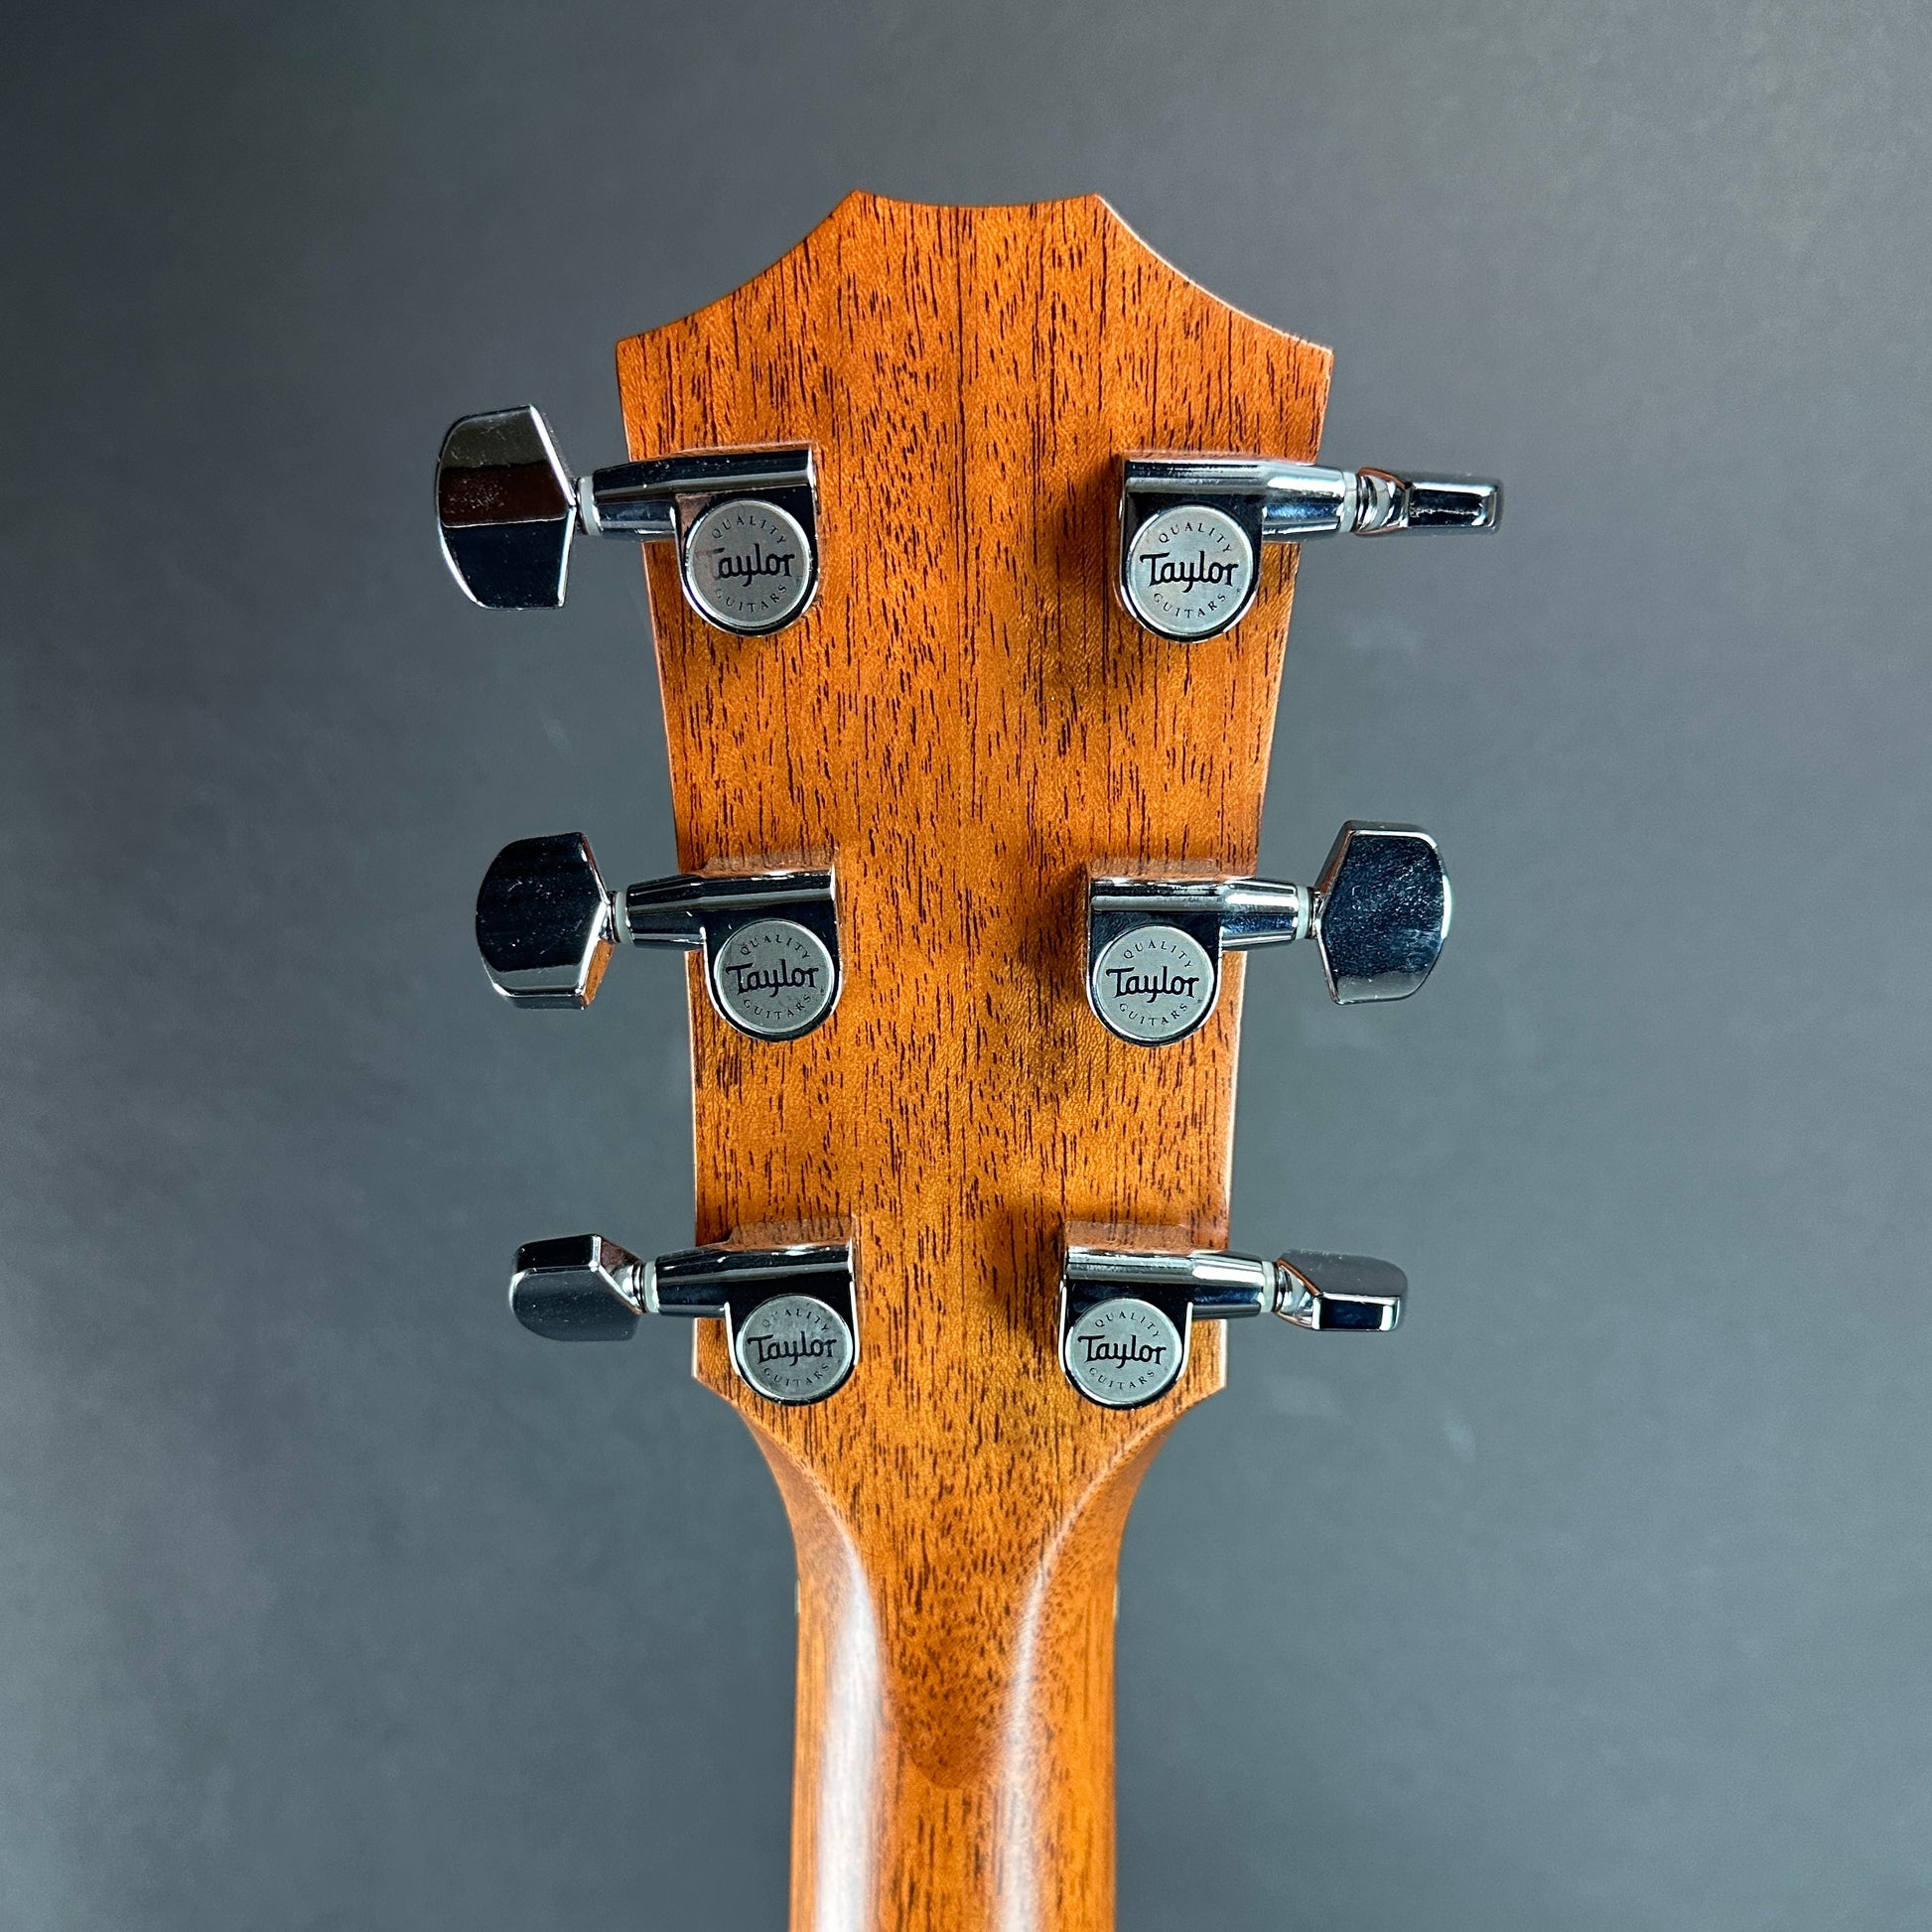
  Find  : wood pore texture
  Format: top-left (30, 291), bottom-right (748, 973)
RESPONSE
top-left (616, 194), bottom-right (1330, 1932)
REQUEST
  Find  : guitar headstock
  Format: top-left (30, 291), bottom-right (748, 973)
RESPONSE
top-left (442, 192), bottom-right (1495, 1932)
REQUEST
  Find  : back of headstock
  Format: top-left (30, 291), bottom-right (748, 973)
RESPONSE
top-left (440, 193), bottom-right (1496, 1932)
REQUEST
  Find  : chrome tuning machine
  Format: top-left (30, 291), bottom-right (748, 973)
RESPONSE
top-left (1118, 454), bottom-right (1501, 640)
top-left (509, 1234), bottom-right (858, 1405)
top-left (476, 831), bottom-right (840, 1041)
top-left (1087, 821), bottom-right (1449, 1045)
top-left (437, 405), bottom-right (818, 634)
top-left (1059, 1241), bottom-right (1404, 1409)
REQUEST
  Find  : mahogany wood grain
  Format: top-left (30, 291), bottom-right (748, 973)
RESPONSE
top-left (615, 193), bottom-right (1330, 1932)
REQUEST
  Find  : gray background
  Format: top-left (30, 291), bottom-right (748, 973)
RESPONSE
top-left (4, 3), bottom-right (1927, 1927)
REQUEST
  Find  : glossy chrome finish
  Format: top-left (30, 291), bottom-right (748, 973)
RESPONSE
top-left (621, 868), bottom-right (840, 1040)
top-left (1119, 501), bottom-right (1256, 641)
top-left (436, 406), bottom-right (819, 634)
top-left (1088, 876), bottom-right (1305, 945)
top-left (649, 1240), bottom-right (858, 1405)
top-left (1086, 822), bottom-right (1448, 1044)
top-left (1057, 1239), bottom-right (1404, 1406)
top-left (1086, 875), bottom-right (1303, 1045)
top-left (476, 836), bottom-right (840, 1039)
top-left (1059, 1243), bottom-right (1271, 1409)
top-left (643, 1240), bottom-right (853, 1314)
top-left (1350, 468), bottom-right (1502, 537)
top-left (1308, 822), bottom-right (1450, 1005)
top-left (585, 445), bottom-right (818, 635)
top-left (509, 1233), bottom-right (648, 1340)
top-left (681, 496), bottom-right (814, 632)
top-left (1118, 454), bottom-right (1502, 640)
top-left (1064, 1244), bottom-right (1273, 1314)
top-left (476, 832), bottom-right (619, 1009)
top-left (1273, 1251), bottom-right (1407, 1332)
top-left (1059, 1299), bottom-right (1186, 1408)
top-left (437, 408), bottom-right (579, 610)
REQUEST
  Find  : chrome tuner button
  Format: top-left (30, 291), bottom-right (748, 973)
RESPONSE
top-left (436, 406), bottom-right (819, 635)
top-left (1118, 455), bottom-right (1502, 642)
top-left (1272, 1252), bottom-right (1407, 1331)
top-left (509, 1235), bottom-right (647, 1340)
top-left (437, 408), bottom-right (579, 610)
top-left (1086, 822), bottom-right (1449, 1045)
top-left (476, 832), bottom-right (618, 1009)
top-left (1309, 822), bottom-right (1450, 1005)
top-left (476, 845), bottom-right (841, 1040)
top-left (1057, 1239), bottom-right (1405, 1407)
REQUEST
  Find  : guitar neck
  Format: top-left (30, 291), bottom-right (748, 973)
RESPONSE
top-left (443, 189), bottom-right (1490, 1932)
top-left (762, 1404), bottom-right (1169, 1932)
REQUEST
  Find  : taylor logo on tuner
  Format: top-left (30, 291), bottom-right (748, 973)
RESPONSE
top-left (1123, 502), bottom-right (1255, 639)
top-left (1101, 961), bottom-right (1203, 1006)
top-left (1089, 924), bottom-right (1217, 1042)
top-left (1061, 1298), bottom-right (1185, 1408)
top-left (732, 1292), bottom-right (856, 1404)
top-left (711, 917), bottom-right (838, 1038)
top-left (1077, 1328), bottom-right (1168, 1368)
top-left (750, 1328), bottom-right (842, 1368)
top-left (684, 497), bottom-right (814, 630)
top-left (721, 955), bottom-right (822, 999)
top-left (1140, 550), bottom-right (1241, 593)
top-left (714, 542), bottom-right (796, 587)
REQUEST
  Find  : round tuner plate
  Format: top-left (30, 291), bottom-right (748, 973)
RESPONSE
top-left (1122, 503), bottom-right (1255, 639)
top-left (711, 918), bottom-right (838, 1038)
top-left (734, 1294), bottom-right (856, 1404)
top-left (682, 497), bottom-right (814, 632)
top-left (1089, 925), bottom-right (1217, 1043)
top-left (1062, 1298), bottom-right (1185, 1409)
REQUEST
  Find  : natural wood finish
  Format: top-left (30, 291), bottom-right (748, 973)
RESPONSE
top-left (616, 194), bottom-right (1329, 1932)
